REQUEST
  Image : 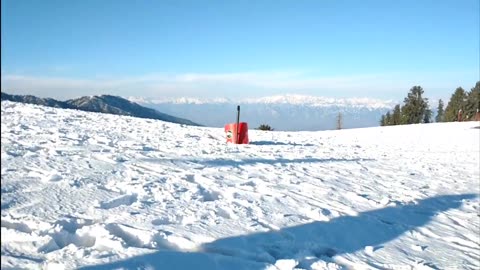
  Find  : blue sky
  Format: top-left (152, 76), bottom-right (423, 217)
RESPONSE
top-left (1, 0), bottom-right (479, 102)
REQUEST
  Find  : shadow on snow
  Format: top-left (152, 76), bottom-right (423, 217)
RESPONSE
top-left (197, 157), bottom-right (373, 167)
top-left (79, 193), bottom-right (477, 270)
top-left (139, 157), bottom-right (374, 168)
top-left (249, 141), bottom-right (315, 146)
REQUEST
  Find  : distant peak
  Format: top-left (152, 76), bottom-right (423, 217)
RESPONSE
top-left (242, 94), bottom-right (396, 109)
top-left (129, 94), bottom-right (395, 109)
top-left (128, 96), bottom-right (232, 104)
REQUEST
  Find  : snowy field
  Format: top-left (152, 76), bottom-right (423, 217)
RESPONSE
top-left (1, 100), bottom-right (479, 270)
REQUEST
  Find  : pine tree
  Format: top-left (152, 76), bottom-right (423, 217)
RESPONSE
top-left (385, 111), bottom-right (392, 126)
top-left (401, 86), bottom-right (429, 124)
top-left (380, 115), bottom-right (386, 126)
top-left (392, 104), bottom-right (401, 125)
top-left (435, 99), bottom-right (445, 122)
top-left (257, 124), bottom-right (274, 131)
top-left (465, 81), bottom-right (480, 121)
top-left (444, 87), bottom-right (468, 122)
top-left (423, 108), bottom-right (432, 123)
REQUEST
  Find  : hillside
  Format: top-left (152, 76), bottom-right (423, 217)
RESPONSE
top-left (1, 101), bottom-right (479, 269)
top-left (1, 92), bottom-right (200, 126)
top-left (1, 92), bottom-right (73, 109)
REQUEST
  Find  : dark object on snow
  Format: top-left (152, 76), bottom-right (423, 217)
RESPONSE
top-left (257, 124), bottom-right (274, 131)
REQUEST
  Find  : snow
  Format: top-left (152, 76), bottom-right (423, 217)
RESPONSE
top-left (1, 100), bottom-right (479, 270)
top-left (241, 95), bottom-right (394, 109)
top-left (130, 94), bottom-right (395, 109)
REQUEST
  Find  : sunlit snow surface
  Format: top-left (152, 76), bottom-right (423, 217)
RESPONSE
top-left (1, 101), bottom-right (479, 270)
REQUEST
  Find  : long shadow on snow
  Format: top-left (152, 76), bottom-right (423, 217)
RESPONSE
top-left (79, 193), bottom-right (477, 270)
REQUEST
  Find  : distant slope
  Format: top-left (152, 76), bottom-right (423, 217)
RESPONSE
top-left (1, 92), bottom-right (73, 109)
top-left (1, 92), bottom-right (201, 126)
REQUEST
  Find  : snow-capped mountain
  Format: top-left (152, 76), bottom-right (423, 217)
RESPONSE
top-left (132, 95), bottom-right (396, 131)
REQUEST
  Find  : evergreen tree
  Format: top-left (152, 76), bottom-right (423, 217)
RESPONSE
top-left (392, 104), bottom-right (401, 125)
top-left (401, 86), bottom-right (429, 124)
top-left (399, 108), bottom-right (409, 125)
top-left (385, 111), bottom-right (392, 126)
top-left (257, 124), bottom-right (274, 131)
top-left (423, 108), bottom-right (432, 123)
top-left (380, 115), bottom-right (386, 126)
top-left (435, 99), bottom-right (445, 122)
top-left (444, 87), bottom-right (468, 122)
top-left (465, 81), bottom-right (480, 120)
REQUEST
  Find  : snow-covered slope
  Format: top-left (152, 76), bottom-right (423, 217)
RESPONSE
top-left (1, 101), bottom-right (479, 270)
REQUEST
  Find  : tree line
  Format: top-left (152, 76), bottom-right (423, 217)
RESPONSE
top-left (380, 81), bottom-right (480, 126)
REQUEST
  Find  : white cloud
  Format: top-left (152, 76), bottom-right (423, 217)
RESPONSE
top-left (1, 70), bottom-right (473, 101)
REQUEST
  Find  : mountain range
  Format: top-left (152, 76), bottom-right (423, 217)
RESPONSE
top-left (0, 92), bottom-right (398, 130)
top-left (0, 92), bottom-right (200, 126)
top-left (131, 95), bottom-right (396, 131)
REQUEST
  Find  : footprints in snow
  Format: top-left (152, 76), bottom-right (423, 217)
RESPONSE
top-left (104, 223), bottom-right (174, 250)
top-left (151, 217), bottom-right (175, 226)
top-left (99, 194), bottom-right (138, 209)
top-left (197, 185), bottom-right (222, 202)
top-left (184, 174), bottom-right (223, 203)
top-left (0, 215), bottom-right (191, 254)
